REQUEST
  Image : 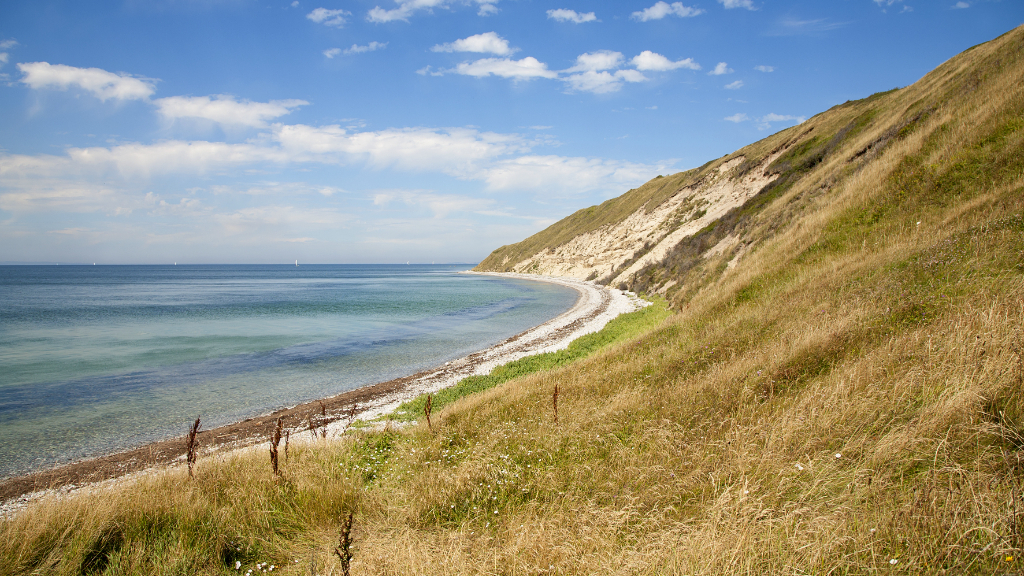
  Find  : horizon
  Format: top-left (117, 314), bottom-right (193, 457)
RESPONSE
top-left (1, 1), bottom-right (1022, 265)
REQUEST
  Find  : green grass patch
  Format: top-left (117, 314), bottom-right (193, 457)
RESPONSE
top-left (391, 298), bottom-right (670, 422)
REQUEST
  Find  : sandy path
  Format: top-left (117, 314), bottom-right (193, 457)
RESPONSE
top-left (0, 273), bottom-right (648, 513)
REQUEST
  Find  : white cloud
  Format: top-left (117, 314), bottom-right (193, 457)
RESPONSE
top-left (952, 1), bottom-right (969, 8)
top-left (724, 113), bottom-right (749, 122)
top-left (757, 113), bottom-right (806, 129)
top-left (563, 70), bottom-right (647, 94)
top-left (154, 95), bottom-right (308, 128)
top-left (367, 0), bottom-right (496, 23)
top-left (718, 0), bottom-right (755, 9)
top-left (273, 124), bottom-right (530, 175)
top-left (344, 41), bottom-right (388, 54)
top-left (767, 17), bottom-right (846, 36)
top-left (708, 62), bottom-right (733, 75)
top-left (449, 57), bottom-right (558, 80)
top-left (568, 50), bottom-right (624, 72)
top-left (18, 62), bottom-right (156, 101)
top-left (323, 48), bottom-right (342, 58)
top-left (631, 51), bottom-right (700, 71)
top-left (373, 190), bottom-right (498, 217)
top-left (631, 2), bottom-right (703, 21)
top-left (725, 80), bottom-right (743, 89)
top-left (547, 9), bottom-right (597, 23)
top-left (481, 155), bottom-right (671, 193)
top-left (0, 53), bottom-right (7, 66)
top-left (873, 0), bottom-right (912, 11)
top-left (306, 7), bottom-right (350, 26)
top-left (432, 32), bottom-right (513, 55)
top-left (0, 39), bottom-right (17, 50)
top-left (754, 65), bottom-right (774, 72)
top-left (216, 205), bottom-right (349, 236)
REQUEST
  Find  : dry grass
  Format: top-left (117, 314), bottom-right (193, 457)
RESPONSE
top-left (2, 24), bottom-right (1024, 576)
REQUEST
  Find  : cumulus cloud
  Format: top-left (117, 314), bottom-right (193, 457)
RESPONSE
top-left (449, 57), bottom-right (558, 80)
top-left (547, 8), bottom-right (597, 23)
top-left (344, 41), bottom-right (388, 54)
top-left (18, 62), bottom-right (156, 101)
top-left (368, 0), bottom-right (498, 23)
top-left (306, 7), bottom-right (350, 27)
top-left (432, 32), bottom-right (513, 55)
top-left (724, 113), bottom-right (749, 122)
top-left (558, 51), bottom-right (652, 93)
top-left (757, 113), bottom-right (806, 129)
top-left (0, 53), bottom-right (7, 66)
top-left (952, 1), bottom-right (969, 8)
top-left (0, 39), bottom-right (17, 50)
top-left (754, 65), bottom-right (774, 72)
top-left (562, 70), bottom-right (647, 94)
top-left (154, 95), bottom-right (308, 128)
top-left (708, 62), bottom-right (733, 75)
top-left (273, 124), bottom-right (531, 175)
top-left (631, 51), bottom-right (700, 71)
top-left (481, 155), bottom-right (671, 193)
top-left (631, 2), bottom-right (703, 21)
top-left (719, 0), bottom-right (755, 9)
top-left (568, 50), bottom-right (624, 72)
top-left (724, 80), bottom-right (743, 89)
top-left (323, 48), bottom-right (342, 58)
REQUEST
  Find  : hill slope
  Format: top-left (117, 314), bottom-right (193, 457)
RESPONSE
top-left (3, 25), bottom-right (1023, 576)
top-left (476, 25), bottom-right (1023, 302)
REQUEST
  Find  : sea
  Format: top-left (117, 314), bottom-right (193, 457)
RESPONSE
top-left (0, 264), bottom-right (578, 480)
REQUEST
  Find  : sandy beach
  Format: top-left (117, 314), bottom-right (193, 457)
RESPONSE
top-left (0, 273), bottom-right (648, 512)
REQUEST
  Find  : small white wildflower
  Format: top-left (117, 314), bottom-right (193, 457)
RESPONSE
top-left (235, 561), bottom-right (241, 569)
top-left (795, 463), bottom-right (804, 471)
top-left (835, 453), bottom-right (842, 459)
top-left (890, 558), bottom-right (898, 565)
top-left (870, 528), bottom-right (877, 533)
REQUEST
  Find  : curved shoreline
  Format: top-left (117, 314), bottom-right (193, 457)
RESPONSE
top-left (0, 273), bottom-right (648, 512)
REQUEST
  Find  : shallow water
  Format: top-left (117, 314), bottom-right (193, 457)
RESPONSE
top-left (0, 264), bottom-right (577, 479)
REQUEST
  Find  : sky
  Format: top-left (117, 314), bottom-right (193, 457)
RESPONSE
top-left (0, 1), bottom-right (1020, 264)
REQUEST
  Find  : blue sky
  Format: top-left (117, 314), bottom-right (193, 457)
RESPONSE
top-left (0, 0), bottom-right (1020, 264)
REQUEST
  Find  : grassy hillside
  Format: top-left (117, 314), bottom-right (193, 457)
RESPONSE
top-left (3, 25), bottom-right (1024, 576)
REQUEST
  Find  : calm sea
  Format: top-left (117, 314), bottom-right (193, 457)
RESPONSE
top-left (0, 264), bottom-right (577, 479)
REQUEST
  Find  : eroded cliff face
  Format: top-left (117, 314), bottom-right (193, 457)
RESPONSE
top-left (503, 151), bottom-right (783, 287)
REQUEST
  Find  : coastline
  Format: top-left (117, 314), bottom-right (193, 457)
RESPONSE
top-left (0, 273), bottom-right (648, 513)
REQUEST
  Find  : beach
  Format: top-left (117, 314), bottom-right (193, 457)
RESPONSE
top-left (0, 273), bottom-right (647, 512)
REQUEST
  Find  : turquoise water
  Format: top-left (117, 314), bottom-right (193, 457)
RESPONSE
top-left (0, 265), bottom-right (577, 479)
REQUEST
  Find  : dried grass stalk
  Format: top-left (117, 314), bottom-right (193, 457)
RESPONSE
top-left (185, 416), bottom-right (200, 479)
top-left (270, 417), bottom-right (283, 475)
top-left (334, 512), bottom-right (354, 576)
top-left (425, 394), bottom-right (433, 432)
top-left (553, 384), bottom-right (559, 425)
